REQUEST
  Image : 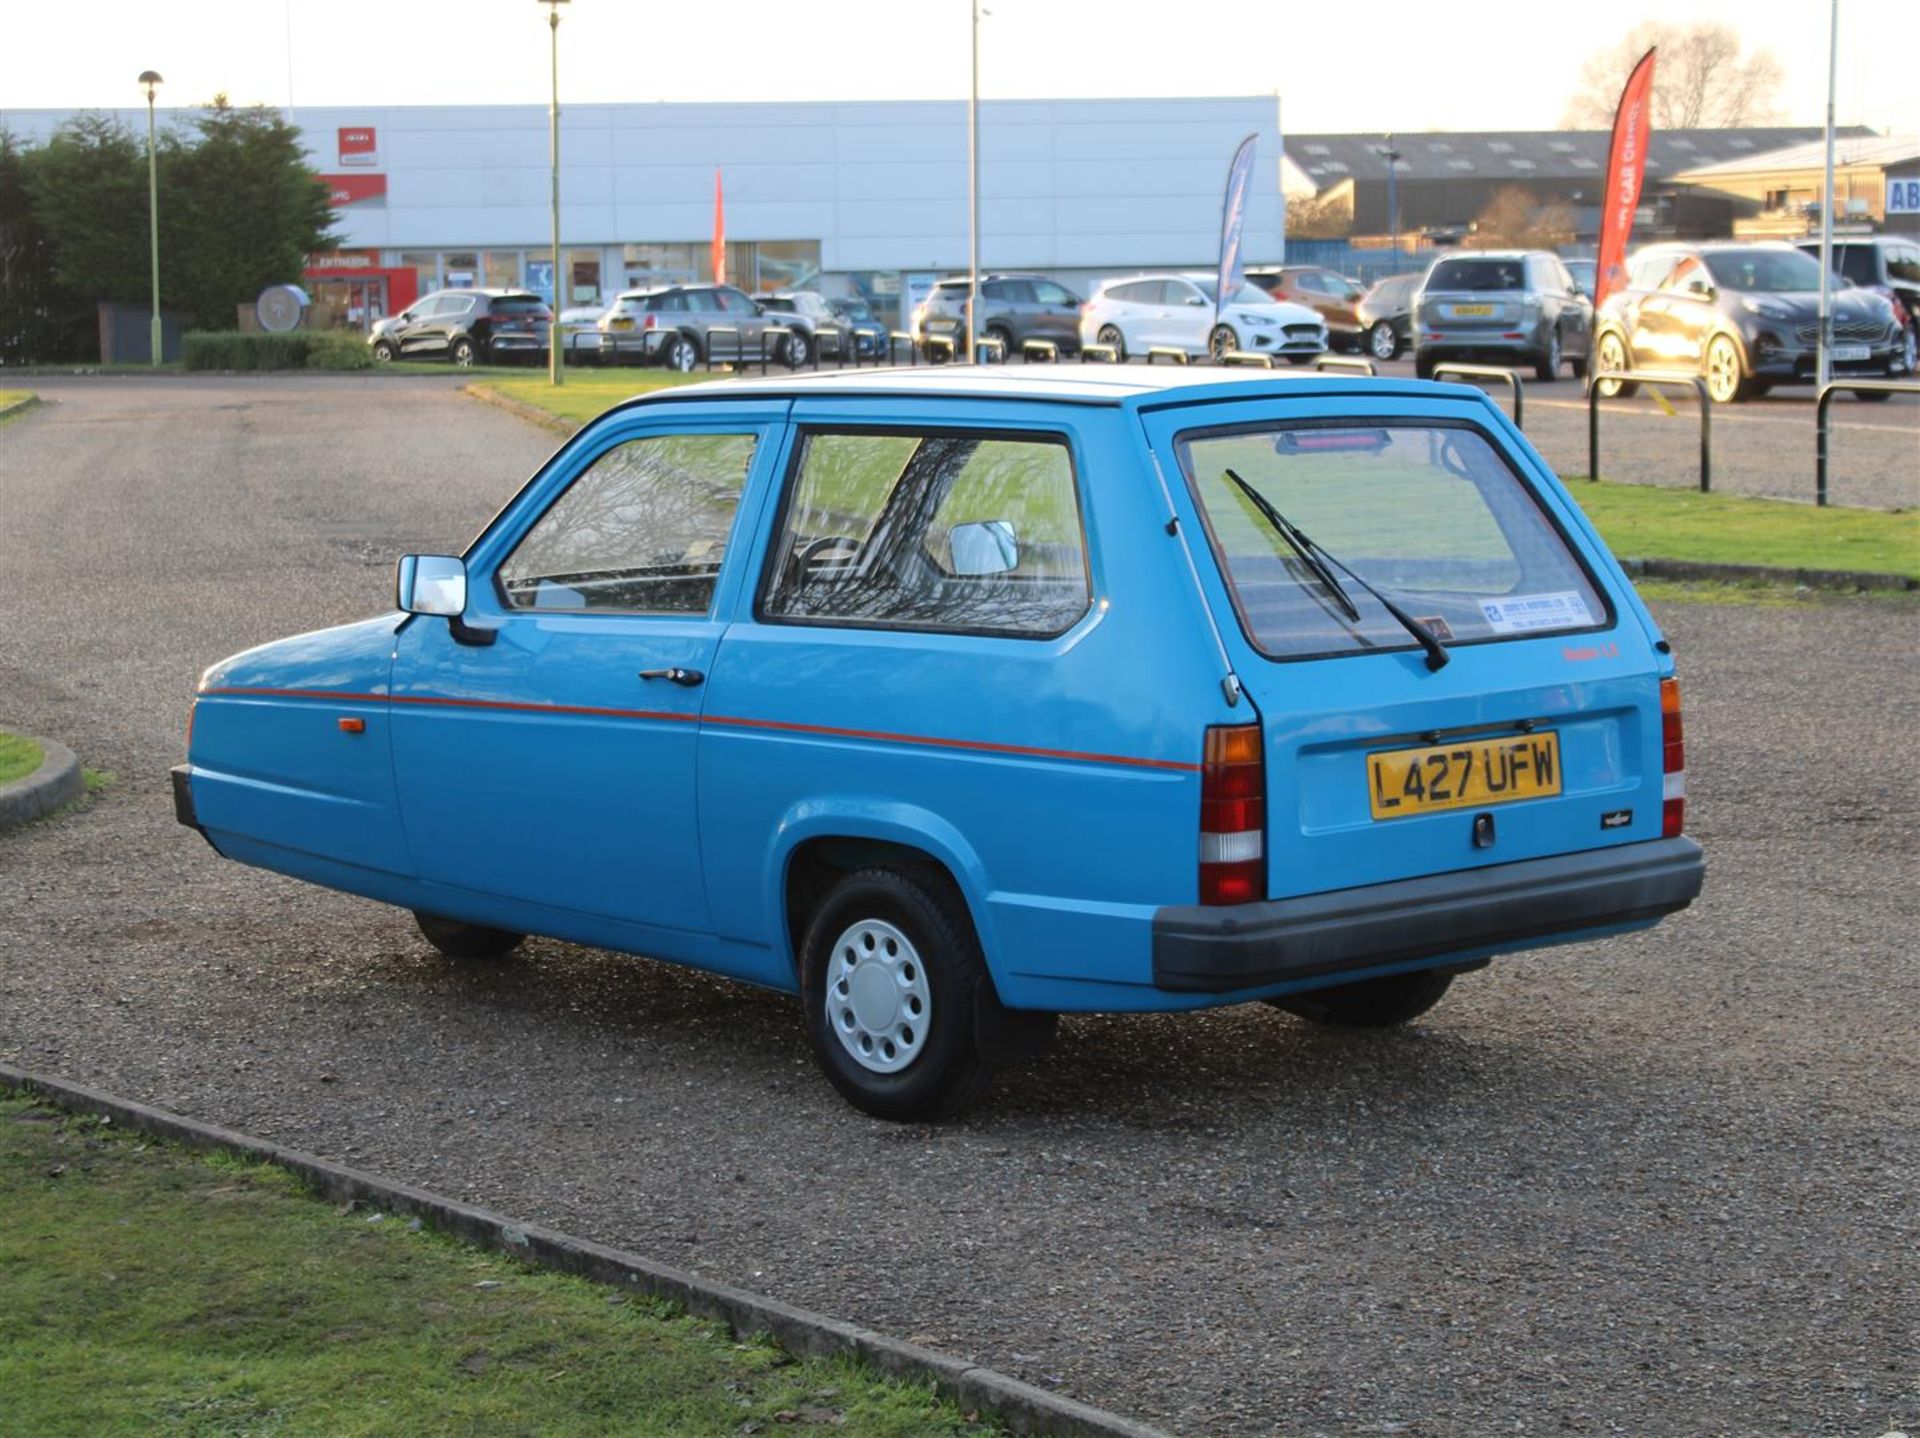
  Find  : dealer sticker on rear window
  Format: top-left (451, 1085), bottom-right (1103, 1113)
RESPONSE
top-left (1479, 591), bottom-right (1594, 635)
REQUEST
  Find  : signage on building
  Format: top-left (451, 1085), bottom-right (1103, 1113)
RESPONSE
top-left (308, 249), bottom-right (379, 269)
top-left (338, 127), bottom-right (378, 167)
top-left (321, 174), bottom-right (388, 207)
top-left (1889, 177), bottom-right (1920, 215)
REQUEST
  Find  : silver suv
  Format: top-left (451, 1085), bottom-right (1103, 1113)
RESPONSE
top-left (911, 273), bottom-right (1084, 358)
top-left (1412, 251), bottom-right (1593, 383)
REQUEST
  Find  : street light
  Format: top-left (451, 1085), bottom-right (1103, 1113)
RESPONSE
top-left (538, 0), bottom-right (569, 386)
top-left (967, 0), bottom-right (980, 361)
top-left (140, 70), bottom-right (163, 366)
top-left (1379, 133), bottom-right (1403, 259)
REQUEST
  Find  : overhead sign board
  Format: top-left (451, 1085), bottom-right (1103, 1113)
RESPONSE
top-left (338, 127), bottom-right (378, 167)
top-left (1887, 176), bottom-right (1920, 215)
top-left (321, 173), bottom-right (388, 207)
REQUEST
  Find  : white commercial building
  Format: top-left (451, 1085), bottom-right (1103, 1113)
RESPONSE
top-left (4, 95), bottom-right (1286, 325)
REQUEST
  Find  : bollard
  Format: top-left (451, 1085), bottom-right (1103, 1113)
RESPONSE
top-left (1586, 372), bottom-right (1712, 492)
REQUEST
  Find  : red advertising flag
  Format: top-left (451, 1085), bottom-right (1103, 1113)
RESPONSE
top-left (711, 171), bottom-right (726, 286)
top-left (1594, 46), bottom-right (1656, 314)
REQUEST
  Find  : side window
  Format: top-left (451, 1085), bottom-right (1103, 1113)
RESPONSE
top-left (1628, 253), bottom-right (1675, 291)
top-left (761, 430), bottom-right (1090, 639)
top-left (1664, 256), bottom-right (1708, 296)
top-left (717, 288), bottom-right (758, 315)
top-left (497, 432), bottom-right (757, 614)
top-left (1033, 281), bottom-right (1075, 305)
top-left (997, 280), bottom-right (1038, 303)
top-left (1295, 273), bottom-right (1326, 295)
top-left (1892, 247), bottom-right (1920, 284)
top-left (652, 291), bottom-right (688, 313)
top-left (1112, 282), bottom-right (1147, 304)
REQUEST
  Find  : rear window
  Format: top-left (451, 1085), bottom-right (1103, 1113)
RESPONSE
top-left (1177, 423), bottom-right (1607, 661)
top-left (1425, 258), bottom-right (1526, 292)
top-left (490, 295), bottom-right (548, 314)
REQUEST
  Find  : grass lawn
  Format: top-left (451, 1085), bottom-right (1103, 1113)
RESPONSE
top-left (0, 731), bottom-right (45, 786)
top-left (1565, 478), bottom-right (1918, 580)
top-left (473, 370), bottom-right (709, 427)
top-left (0, 1096), bottom-right (995, 1437)
top-left (0, 389), bottom-right (36, 408)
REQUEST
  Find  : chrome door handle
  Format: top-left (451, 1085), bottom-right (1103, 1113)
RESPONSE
top-left (638, 667), bottom-right (704, 687)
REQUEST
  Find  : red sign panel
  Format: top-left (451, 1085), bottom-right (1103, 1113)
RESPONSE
top-left (337, 127), bottom-right (378, 167)
top-left (321, 173), bottom-right (388, 207)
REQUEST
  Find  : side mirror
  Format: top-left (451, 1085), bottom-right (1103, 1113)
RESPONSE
top-left (949, 520), bottom-right (1018, 577)
top-left (396, 554), bottom-right (468, 616)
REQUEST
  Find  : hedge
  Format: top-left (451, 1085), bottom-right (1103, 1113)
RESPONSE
top-left (182, 330), bottom-right (373, 372)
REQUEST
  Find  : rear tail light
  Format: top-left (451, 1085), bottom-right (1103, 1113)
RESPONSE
top-left (1200, 724), bottom-right (1265, 905)
top-left (1660, 677), bottom-right (1686, 837)
top-left (643, 313), bottom-right (657, 329)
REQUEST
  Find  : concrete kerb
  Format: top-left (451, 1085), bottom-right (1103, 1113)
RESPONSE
top-left (0, 1064), bottom-right (1178, 1438)
top-left (461, 381), bottom-right (582, 437)
top-left (0, 735), bottom-right (83, 830)
top-left (1617, 556), bottom-right (1918, 593)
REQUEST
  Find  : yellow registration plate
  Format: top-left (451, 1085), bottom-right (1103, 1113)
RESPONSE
top-left (1452, 304), bottom-right (1494, 317)
top-left (1367, 732), bottom-right (1561, 820)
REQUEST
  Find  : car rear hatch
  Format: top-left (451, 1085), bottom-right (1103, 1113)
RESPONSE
top-left (1141, 392), bottom-right (1676, 902)
top-left (1419, 257), bottom-right (1533, 333)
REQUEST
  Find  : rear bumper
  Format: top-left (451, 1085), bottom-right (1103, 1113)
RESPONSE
top-left (1152, 836), bottom-right (1704, 994)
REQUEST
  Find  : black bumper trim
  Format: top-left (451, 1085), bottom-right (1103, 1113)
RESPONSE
top-left (1153, 837), bottom-right (1704, 994)
top-left (170, 764), bottom-right (199, 831)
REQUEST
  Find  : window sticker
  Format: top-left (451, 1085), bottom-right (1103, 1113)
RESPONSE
top-left (1479, 591), bottom-right (1594, 634)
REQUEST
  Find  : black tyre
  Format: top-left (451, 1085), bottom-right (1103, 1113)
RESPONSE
top-left (1704, 332), bottom-right (1758, 403)
top-left (414, 911), bottom-right (524, 961)
top-left (662, 334), bottom-right (698, 373)
top-left (450, 337), bottom-right (478, 368)
top-left (984, 325), bottom-right (1014, 363)
top-left (1414, 352), bottom-right (1439, 380)
top-left (783, 329), bottom-right (811, 369)
top-left (798, 867), bottom-right (996, 1120)
top-left (1367, 320), bottom-right (1401, 362)
top-left (1857, 387), bottom-right (1894, 403)
top-left (371, 339), bottom-right (397, 364)
top-left (1096, 324), bottom-right (1127, 362)
top-left (1533, 326), bottom-right (1562, 383)
top-left (1208, 324), bottom-right (1238, 363)
top-left (1592, 330), bottom-right (1637, 398)
top-left (1265, 969), bottom-right (1455, 1028)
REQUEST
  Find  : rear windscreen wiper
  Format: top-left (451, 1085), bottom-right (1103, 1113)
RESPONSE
top-left (1222, 468), bottom-right (1451, 672)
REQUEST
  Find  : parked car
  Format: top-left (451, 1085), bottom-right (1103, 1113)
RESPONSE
top-left (173, 367), bottom-right (1704, 1118)
top-left (911, 274), bottom-right (1084, 358)
top-left (1354, 273), bottom-right (1423, 361)
top-left (1592, 242), bottom-right (1908, 403)
top-left (1562, 258), bottom-right (1597, 298)
top-left (754, 290), bottom-right (859, 360)
top-left (1246, 267), bottom-right (1368, 351)
top-left (556, 304), bottom-right (611, 364)
top-left (1080, 274), bottom-right (1327, 363)
top-left (597, 284), bottom-right (812, 371)
top-left (368, 289), bottom-right (552, 366)
top-left (826, 295), bottom-right (889, 358)
top-left (1412, 251), bottom-right (1592, 382)
top-left (1791, 234), bottom-right (1920, 375)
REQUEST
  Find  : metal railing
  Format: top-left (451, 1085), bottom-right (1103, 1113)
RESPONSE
top-left (1020, 338), bottom-right (1059, 363)
top-left (757, 325), bottom-right (792, 374)
top-left (888, 331), bottom-right (919, 365)
top-left (1079, 343), bottom-right (1121, 363)
top-left (974, 335), bottom-right (1007, 364)
top-left (1587, 372), bottom-right (1711, 492)
top-left (1147, 346), bottom-right (1190, 365)
top-left (1816, 379), bottom-right (1920, 506)
top-left (1312, 355), bottom-right (1377, 376)
top-left (702, 327), bottom-right (739, 371)
top-left (1432, 362), bottom-right (1524, 429)
top-left (924, 334), bottom-right (959, 363)
top-left (1220, 350), bottom-right (1273, 368)
top-left (810, 325), bottom-right (843, 369)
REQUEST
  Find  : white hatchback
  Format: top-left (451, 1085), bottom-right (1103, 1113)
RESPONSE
top-left (1080, 274), bottom-right (1327, 363)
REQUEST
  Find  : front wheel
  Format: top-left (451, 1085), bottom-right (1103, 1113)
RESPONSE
top-left (1413, 352), bottom-right (1438, 380)
top-left (1704, 332), bottom-right (1754, 403)
top-left (371, 339), bottom-right (397, 364)
top-left (799, 867), bottom-right (995, 1120)
top-left (414, 911), bottom-right (523, 961)
top-left (1265, 969), bottom-right (1454, 1028)
top-left (1096, 324), bottom-right (1127, 362)
top-left (661, 334), bottom-right (698, 373)
top-left (783, 329), bottom-right (811, 368)
top-left (1367, 320), bottom-right (1401, 362)
top-left (1208, 324), bottom-right (1239, 363)
top-left (1592, 330), bottom-right (1637, 398)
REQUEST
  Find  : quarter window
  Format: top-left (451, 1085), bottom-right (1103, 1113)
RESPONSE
top-left (761, 430), bottom-right (1089, 638)
top-left (498, 432), bottom-right (757, 614)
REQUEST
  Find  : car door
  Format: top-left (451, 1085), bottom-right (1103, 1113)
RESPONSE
top-left (388, 404), bottom-right (787, 935)
top-left (399, 296), bottom-right (447, 356)
top-left (1030, 279), bottom-right (1082, 348)
top-left (1162, 278), bottom-right (1208, 351)
top-left (1658, 256), bottom-right (1715, 370)
top-left (718, 287), bottom-right (767, 359)
top-left (1549, 257), bottom-right (1592, 357)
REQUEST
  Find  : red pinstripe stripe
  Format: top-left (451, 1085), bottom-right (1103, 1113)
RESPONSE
top-left (197, 685), bottom-right (1199, 774)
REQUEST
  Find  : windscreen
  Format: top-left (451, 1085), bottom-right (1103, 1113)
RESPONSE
top-left (1703, 249), bottom-right (1825, 293)
top-left (1178, 423), bottom-right (1607, 660)
top-left (1425, 258), bottom-right (1525, 292)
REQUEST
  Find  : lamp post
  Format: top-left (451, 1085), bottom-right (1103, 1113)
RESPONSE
top-left (140, 70), bottom-right (163, 366)
top-left (1381, 133), bottom-right (1402, 259)
top-left (539, 0), bottom-right (568, 386)
top-left (966, 0), bottom-right (980, 362)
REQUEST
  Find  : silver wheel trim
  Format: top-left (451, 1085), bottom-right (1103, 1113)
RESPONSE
top-left (1904, 326), bottom-right (1917, 371)
top-left (372, 343), bottom-right (393, 363)
top-left (788, 333), bottom-right (808, 365)
top-left (1597, 333), bottom-right (1625, 392)
top-left (1369, 323), bottom-right (1395, 359)
top-left (670, 339), bottom-right (695, 372)
top-left (826, 918), bottom-right (931, 1075)
top-left (1097, 325), bottom-right (1123, 354)
top-left (1546, 328), bottom-right (1561, 370)
top-left (453, 343), bottom-right (474, 368)
top-left (1210, 326), bottom-right (1235, 359)
top-left (1706, 337), bottom-right (1739, 402)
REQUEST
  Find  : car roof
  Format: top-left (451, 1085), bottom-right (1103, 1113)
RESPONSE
top-left (600, 364), bottom-right (1485, 415)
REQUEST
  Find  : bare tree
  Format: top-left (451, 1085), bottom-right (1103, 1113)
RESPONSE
top-left (1466, 188), bottom-right (1577, 249)
top-left (1286, 189), bottom-right (1351, 239)
top-left (1561, 21), bottom-right (1784, 130)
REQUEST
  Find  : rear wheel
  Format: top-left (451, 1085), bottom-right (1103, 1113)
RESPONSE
top-left (450, 337), bottom-right (477, 368)
top-left (1592, 330), bottom-right (1637, 397)
top-left (1533, 326), bottom-right (1562, 383)
top-left (1367, 320), bottom-right (1401, 362)
top-left (984, 324), bottom-right (1014, 363)
top-left (1096, 324), bottom-right (1127, 361)
top-left (1265, 969), bottom-right (1454, 1028)
top-left (414, 912), bottom-right (523, 961)
top-left (783, 328), bottom-right (811, 368)
top-left (1414, 351), bottom-right (1439, 379)
top-left (798, 867), bottom-right (995, 1120)
top-left (1208, 324), bottom-right (1238, 362)
top-left (662, 334), bottom-right (698, 372)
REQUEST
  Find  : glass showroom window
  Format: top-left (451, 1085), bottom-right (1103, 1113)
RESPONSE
top-left (399, 251), bottom-right (439, 299)
top-left (443, 251), bottom-right (480, 288)
top-left (483, 251), bottom-right (521, 289)
top-left (568, 249), bottom-right (603, 304)
top-left (755, 240), bottom-right (822, 292)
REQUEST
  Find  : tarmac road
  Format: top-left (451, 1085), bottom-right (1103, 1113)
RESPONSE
top-left (2, 376), bottom-right (1915, 1437)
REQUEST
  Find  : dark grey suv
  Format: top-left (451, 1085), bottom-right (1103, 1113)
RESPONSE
top-left (912, 273), bottom-right (1084, 358)
top-left (1793, 235), bottom-right (1920, 375)
top-left (1412, 251), bottom-right (1592, 382)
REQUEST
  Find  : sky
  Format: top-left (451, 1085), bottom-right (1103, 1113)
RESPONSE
top-left (1, 0), bottom-right (1915, 137)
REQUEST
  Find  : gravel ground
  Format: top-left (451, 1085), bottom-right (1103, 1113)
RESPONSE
top-left (1360, 354), bottom-right (1920, 511)
top-left (2, 376), bottom-right (1916, 1437)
